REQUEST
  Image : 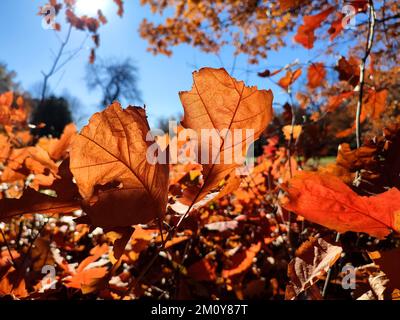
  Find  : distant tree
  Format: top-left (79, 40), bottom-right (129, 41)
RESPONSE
top-left (0, 63), bottom-right (19, 93)
top-left (156, 114), bottom-right (182, 133)
top-left (31, 96), bottom-right (73, 138)
top-left (86, 58), bottom-right (142, 108)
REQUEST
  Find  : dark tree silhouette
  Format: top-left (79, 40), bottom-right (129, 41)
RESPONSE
top-left (86, 58), bottom-right (142, 108)
top-left (31, 96), bottom-right (73, 138)
top-left (0, 63), bottom-right (19, 93)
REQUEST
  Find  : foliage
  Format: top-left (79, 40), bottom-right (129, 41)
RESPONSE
top-left (0, 0), bottom-right (399, 301)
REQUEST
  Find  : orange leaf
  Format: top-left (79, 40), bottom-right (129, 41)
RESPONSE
top-left (283, 171), bottom-right (400, 238)
top-left (307, 63), bottom-right (326, 89)
top-left (282, 125), bottom-right (302, 141)
top-left (0, 159), bottom-right (80, 222)
top-left (294, 7), bottom-right (335, 49)
top-left (38, 123), bottom-right (77, 161)
top-left (179, 68), bottom-right (273, 206)
top-left (324, 91), bottom-right (355, 112)
top-left (361, 89), bottom-right (387, 121)
top-left (278, 68), bottom-right (302, 90)
top-left (65, 244), bottom-right (109, 294)
top-left (222, 242), bottom-right (261, 278)
top-left (70, 102), bottom-right (169, 228)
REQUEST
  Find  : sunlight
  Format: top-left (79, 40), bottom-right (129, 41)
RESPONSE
top-left (75, 0), bottom-right (110, 16)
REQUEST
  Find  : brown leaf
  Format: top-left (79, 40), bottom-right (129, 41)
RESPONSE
top-left (0, 159), bottom-right (80, 222)
top-left (187, 259), bottom-right (217, 282)
top-left (70, 102), bottom-right (169, 228)
top-left (179, 68), bottom-right (273, 205)
top-left (222, 242), bottom-right (261, 279)
top-left (286, 237), bottom-right (342, 299)
top-left (336, 143), bottom-right (377, 171)
top-left (336, 56), bottom-right (360, 87)
top-left (104, 226), bottom-right (135, 260)
top-left (113, 0), bottom-right (124, 16)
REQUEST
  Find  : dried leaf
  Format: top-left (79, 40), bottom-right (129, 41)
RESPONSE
top-left (70, 102), bottom-right (169, 228)
top-left (286, 237), bottom-right (342, 298)
top-left (179, 68), bottom-right (273, 205)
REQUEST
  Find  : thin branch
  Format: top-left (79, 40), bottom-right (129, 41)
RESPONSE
top-left (40, 25), bottom-right (73, 103)
top-left (0, 228), bottom-right (16, 267)
top-left (286, 85), bottom-right (297, 257)
top-left (355, 0), bottom-right (376, 150)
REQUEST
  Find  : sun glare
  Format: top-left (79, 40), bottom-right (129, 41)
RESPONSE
top-left (75, 0), bottom-right (109, 16)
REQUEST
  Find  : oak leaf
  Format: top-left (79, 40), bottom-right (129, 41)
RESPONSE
top-left (283, 171), bottom-right (400, 238)
top-left (179, 68), bottom-right (273, 206)
top-left (70, 102), bottom-right (169, 228)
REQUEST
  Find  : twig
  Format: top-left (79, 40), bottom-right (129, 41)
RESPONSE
top-left (40, 25), bottom-right (73, 103)
top-left (322, 232), bottom-right (341, 298)
top-left (286, 86), bottom-right (297, 256)
top-left (355, 0), bottom-right (376, 150)
top-left (0, 228), bottom-right (16, 267)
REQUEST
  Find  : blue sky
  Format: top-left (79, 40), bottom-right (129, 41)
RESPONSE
top-left (0, 0), bottom-right (343, 127)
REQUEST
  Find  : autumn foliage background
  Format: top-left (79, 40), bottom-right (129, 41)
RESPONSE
top-left (0, 0), bottom-right (400, 300)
